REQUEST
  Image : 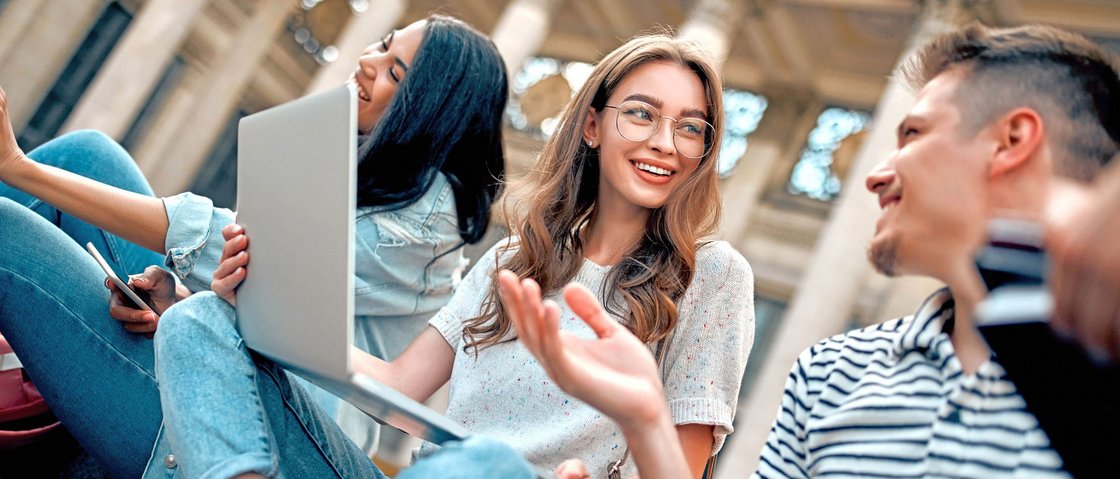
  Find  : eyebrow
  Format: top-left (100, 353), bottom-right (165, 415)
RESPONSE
top-left (622, 93), bottom-right (708, 120)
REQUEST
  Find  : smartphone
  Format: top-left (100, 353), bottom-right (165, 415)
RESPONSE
top-left (85, 242), bottom-right (155, 313)
top-left (974, 219), bottom-right (1118, 479)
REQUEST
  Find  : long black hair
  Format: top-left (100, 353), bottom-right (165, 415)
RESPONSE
top-left (355, 15), bottom-right (508, 244)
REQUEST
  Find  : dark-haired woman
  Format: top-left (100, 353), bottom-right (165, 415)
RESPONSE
top-left (0, 14), bottom-right (507, 478)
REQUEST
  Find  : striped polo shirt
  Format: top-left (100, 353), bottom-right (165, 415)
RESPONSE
top-left (754, 289), bottom-right (1068, 478)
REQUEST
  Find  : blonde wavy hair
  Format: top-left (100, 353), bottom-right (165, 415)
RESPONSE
top-left (463, 33), bottom-right (725, 352)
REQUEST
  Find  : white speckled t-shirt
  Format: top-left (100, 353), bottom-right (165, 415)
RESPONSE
top-left (424, 238), bottom-right (755, 477)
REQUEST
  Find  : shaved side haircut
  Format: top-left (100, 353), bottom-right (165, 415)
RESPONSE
top-left (903, 23), bottom-right (1120, 181)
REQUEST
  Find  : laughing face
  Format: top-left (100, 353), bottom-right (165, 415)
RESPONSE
top-left (865, 68), bottom-right (998, 277)
top-left (584, 61), bottom-right (709, 213)
top-left (350, 19), bottom-right (425, 134)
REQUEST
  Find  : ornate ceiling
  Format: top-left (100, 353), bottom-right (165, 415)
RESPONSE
top-left (389, 0), bottom-right (1120, 109)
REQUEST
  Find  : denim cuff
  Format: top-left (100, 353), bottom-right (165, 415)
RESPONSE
top-left (162, 193), bottom-right (234, 292)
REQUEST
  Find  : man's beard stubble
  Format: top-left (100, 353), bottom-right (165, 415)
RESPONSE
top-left (869, 237), bottom-right (899, 277)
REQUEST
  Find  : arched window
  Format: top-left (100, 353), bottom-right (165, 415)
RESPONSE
top-left (788, 107), bottom-right (870, 201)
top-left (718, 88), bottom-right (767, 178)
top-left (506, 57), bottom-right (593, 137)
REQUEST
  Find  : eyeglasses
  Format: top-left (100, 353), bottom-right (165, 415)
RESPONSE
top-left (603, 100), bottom-right (713, 159)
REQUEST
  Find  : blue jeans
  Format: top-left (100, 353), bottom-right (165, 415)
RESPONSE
top-left (0, 131), bottom-right (166, 477)
top-left (0, 130), bottom-right (165, 278)
top-left (0, 131), bottom-right (537, 478)
top-left (155, 292), bottom-right (537, 479)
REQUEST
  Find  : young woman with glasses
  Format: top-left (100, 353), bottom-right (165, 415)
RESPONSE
top-left (0, 14), bottom-right (507, 477)
top-left (153, 32), bottom-right (754, 478)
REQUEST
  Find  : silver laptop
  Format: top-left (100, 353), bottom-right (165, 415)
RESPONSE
top-left (233, 84), bottom-right (470, 445)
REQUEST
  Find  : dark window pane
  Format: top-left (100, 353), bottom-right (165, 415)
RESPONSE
top-left (189, 109), bottom-right (247, 209)
top-left (121, 56), bottom-right (186, 151)
top-left (787, 107), bottom-right (871, 202)
top-left (16, 2), bottom-right (132, 151)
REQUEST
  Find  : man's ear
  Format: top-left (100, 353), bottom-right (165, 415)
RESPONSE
top-left (582, 107), bottom-right (600, 147)
top-left (990, 107), bottom-right (1044, 177)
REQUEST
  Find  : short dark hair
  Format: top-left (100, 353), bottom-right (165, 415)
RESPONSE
top-left (356, 14), bottom-right (508, 244)
top-left (903, 23), bottom-right (1120, 181)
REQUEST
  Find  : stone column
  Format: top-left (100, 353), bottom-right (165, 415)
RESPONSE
top-left (719, 90), bottom-right (812, 243)
top-left (0, 0), bottom-right (44, 66)
top-left (678, 0), bottom-right (744, 69)
top-left (305, 0), bottom-right (406, 95)
top-left (0, 0), bottom-right (103, 130)
top-left (489, 0), bottom-right (559, 79)
top-left (715, 1), bottom-right (977, 477)
top-left (60, 0), bottom-right (209, 139)
top-left (145, 1), bottom-right (294, 195)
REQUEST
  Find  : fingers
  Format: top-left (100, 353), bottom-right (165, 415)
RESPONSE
top-left (1076, 268), bottom-right (1119, 360)
top-left (1047, 230), bottom-right (1075, 334)
top-left (499, 270), bottom-right (539, 352)
top-left (213, 249), bottom-right (250, 282)
top-left (1049, 226), bottom-right (1084, 336)
top-left (563, 282), bottom-right (620, 339)
top-left (535, 299), bottom-right (566, 367)
top-left (499, 270), bottom-right (564, 369)
top-left (222, 223), bottom-right (243, 241)
top-left (216, 227), bottom-right (247, 261)
top-left (105, 279), bottom-right (153, 321)
top-left (121, 318), bottom-right (159, 334)
top-left (212, 228), bottom-right (249, 307)
top-left (106, 278), bottom-right (159, 334)
top-left (211, 266), bottom-right (247, 299)
top-left (554, 459), bottom-right (589, 479)
top-left (130, 266), bottom-right (173, 294)
top-left (1048, 215), bottom-right (1120, 361)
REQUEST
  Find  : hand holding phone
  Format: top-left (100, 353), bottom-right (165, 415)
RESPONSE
top-left (85, 242), bottom-right (154, 313)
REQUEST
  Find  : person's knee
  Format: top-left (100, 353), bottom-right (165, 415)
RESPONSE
top-left (61, 130), bottom-right (116, 148)
top-left (154, 291), bottom-right (238, 360)
top-left (0, 197), bottom-right (40, 234)
top-left (33, 130), bottom-right (117, 156)
top-left (406, 436), bottom-right (532, 477)
top-left (28, 130), bottom-right (133, 171)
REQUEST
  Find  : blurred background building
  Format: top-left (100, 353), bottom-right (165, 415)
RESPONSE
top-left (1, 0), bottom-right (1117, 476)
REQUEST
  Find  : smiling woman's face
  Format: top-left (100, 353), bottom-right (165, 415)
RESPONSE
top-left (584, 61), bottom-right (710, 212)
top-left (350, 19), bottom-right (425, 133)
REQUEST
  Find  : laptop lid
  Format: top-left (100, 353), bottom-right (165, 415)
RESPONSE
top-left (232, 85), bottom-right (491, 451)
top-left (234, 84), bottom-right (356, 381)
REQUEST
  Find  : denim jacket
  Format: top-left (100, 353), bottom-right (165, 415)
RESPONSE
top-left (144, 173), bottom-right (466, 477)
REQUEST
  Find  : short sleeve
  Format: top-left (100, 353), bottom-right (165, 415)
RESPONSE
top-left (427, 239), bottom-right (514, 351)
top-left (162, 192), bottom-right (236, 292)
top-left (661, 241), bottom-right (755, 456)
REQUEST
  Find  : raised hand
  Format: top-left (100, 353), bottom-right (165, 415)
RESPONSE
top-left (1049, 161), bottom-right (1120, 362)
top-left (0, 86), bottom-right (27, 181)
top-left (497, 269), bottom-right (666, 433)
top-left (212, 224), bottom-right (250, 306)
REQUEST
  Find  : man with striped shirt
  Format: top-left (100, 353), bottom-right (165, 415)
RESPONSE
top-left (752, 24), bottom-right (1119, 478)
top-left (499, 23), bottom-right (1120, 479)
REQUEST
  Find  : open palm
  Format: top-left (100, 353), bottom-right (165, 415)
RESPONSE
top-left (497, 270), bottom-right (666, 431)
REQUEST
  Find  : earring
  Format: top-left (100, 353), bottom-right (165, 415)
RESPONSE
top-left (586, 139), bottom-right (594, 147)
